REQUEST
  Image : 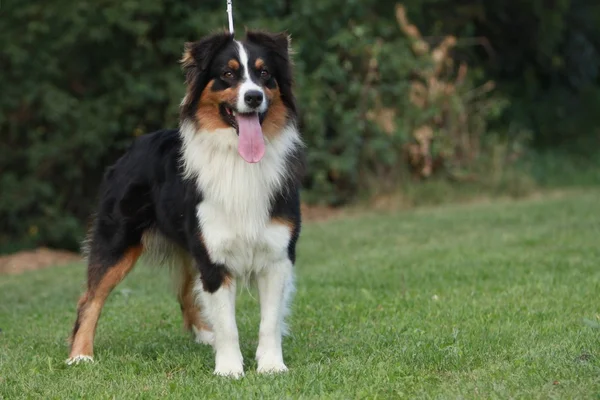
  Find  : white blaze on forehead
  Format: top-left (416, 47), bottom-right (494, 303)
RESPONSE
top-left (235, 41), bottom-right (253, 81)
top-left (235, 40), bottom-right (267, 113)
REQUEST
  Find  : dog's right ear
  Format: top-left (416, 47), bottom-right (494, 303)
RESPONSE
top-left (180, 32), bottom-right (233, 118)
top-left (181, 32), bottom-right (233, 86)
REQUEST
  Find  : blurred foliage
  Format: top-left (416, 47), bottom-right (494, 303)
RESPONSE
top-left (0, 0), bottom-right (598, 251)
top-left (410, 0), bottom-right (600, 148)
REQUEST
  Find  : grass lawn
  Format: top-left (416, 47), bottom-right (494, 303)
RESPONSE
top-left (1, 190), bottom-right (600, 399)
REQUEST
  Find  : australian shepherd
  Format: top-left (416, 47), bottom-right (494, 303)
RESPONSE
top-left (66, 30), bottom-right (304, 378)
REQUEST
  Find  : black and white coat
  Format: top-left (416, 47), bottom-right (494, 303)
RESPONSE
top-left (67, 31), bottom-right (304, 378)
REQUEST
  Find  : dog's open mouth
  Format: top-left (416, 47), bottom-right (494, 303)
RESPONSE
top-left (219, 104), bottom-right (266, 132)
top-left (219, 104), bottom-right (267, 163)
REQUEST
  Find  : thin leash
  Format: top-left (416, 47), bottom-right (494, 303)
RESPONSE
top-left (226, 0), bottom-right (234, 35)
top-left (224, 3), bottom-right (256, 300)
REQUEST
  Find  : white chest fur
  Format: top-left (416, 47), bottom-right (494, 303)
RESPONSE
top-left (180, 121), bottom-right (301, 275)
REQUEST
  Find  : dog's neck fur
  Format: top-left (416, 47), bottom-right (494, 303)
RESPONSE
top-left (179, 119), bottom-right (301, 239)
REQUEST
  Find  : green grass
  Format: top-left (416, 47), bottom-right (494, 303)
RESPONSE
top-left (2, 190), bottom-right (600, 399)
top-left (530, 149), bottom-right (600, 189)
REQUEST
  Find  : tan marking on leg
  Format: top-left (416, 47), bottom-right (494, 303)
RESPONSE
top-left (69, 245), bottom-right (143, 359)
top-left (271, 216), bottom-right (295, 235)
top-left (221, 273), bottom-right (233, 289)
top-left (178, 265), bottom-right (211, 332)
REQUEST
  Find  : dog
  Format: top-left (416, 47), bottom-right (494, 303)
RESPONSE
top-left (67, 30), bottom-right (304, 378)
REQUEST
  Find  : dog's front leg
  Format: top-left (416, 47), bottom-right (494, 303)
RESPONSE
top-left (197, 275), bottom-right (243, 377)
top-left (193, 245), bottom-right (244, 378)
top-left (255, 259), bottom-right (294, 373)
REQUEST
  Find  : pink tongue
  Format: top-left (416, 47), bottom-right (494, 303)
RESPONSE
top-left (236, 113), bottom-right (265, 163)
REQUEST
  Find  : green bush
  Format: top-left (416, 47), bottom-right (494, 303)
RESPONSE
top-left (1, 0), bottom-right (597, 251)
top-left (1, 0), bottom-right (216, 250)
top-left (412, 0), bottom-right (600, 148)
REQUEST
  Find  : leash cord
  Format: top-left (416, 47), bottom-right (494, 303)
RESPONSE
top-left (227, 0), bottom-right (234, 34)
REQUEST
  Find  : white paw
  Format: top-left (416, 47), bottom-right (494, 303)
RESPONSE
top-left (256, 350), bottom-right (288, 374)
top-left (214, 349), bottom-right (244, 378)
top-left (192, 327), bottom-right (215, 347)
top-left (214, 363), bottom-right (244, 378)
top-left (65, 355), bottom-right (94, 365)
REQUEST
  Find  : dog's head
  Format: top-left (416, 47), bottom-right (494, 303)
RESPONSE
top-left (180, 30), bottom-right (296, 163)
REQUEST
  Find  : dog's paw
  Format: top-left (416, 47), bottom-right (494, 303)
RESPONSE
top-left (214, 363), bottom-right (244, 378)
top-left (256, 351), bottom-right (288, 374)
top-left (214, 349), bottom-right (244, 378)
top-left (257, 361), bottom-right (288, 374)
top-left (65, 355), bottom-right (94, 365)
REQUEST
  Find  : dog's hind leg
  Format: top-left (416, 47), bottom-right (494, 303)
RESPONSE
top-left (177, 260), bottom-right (214, 346)
top-left (67, 244), bottom-right (143, 364)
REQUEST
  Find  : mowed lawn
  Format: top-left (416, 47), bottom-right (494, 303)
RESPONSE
top-left (1, 190), bottom-right (600, 399)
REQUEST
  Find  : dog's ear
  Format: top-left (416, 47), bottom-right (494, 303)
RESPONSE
top-left (245, 30), bottom-right (292, 62)
top-left (180, 32), bottom-right (233, 118)
top-left (181, 32), bottom-right (233, 86)
top-left (246, 30), bottom-right (296, 116)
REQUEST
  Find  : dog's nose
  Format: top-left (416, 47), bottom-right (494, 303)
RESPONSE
top-left (244, 90), bottom-right (264, 108)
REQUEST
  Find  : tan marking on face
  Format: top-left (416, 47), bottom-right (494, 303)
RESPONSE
top-left (196, 80), bottom-right (239, 131)
top-left (255, 58), bottom-right (265, 69)
top-left (262, 84), bottom-right (288, 139)
top-left (228, 59), bottom-right (240, 70)
top-left (69, 245), bottom-right (143, 358)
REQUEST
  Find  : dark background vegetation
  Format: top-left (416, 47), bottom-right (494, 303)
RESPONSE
top-left (1, 0), bottom-right (599, 251)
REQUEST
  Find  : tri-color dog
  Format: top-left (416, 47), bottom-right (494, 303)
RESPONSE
top-left (67, 30), bottom-right (304, 377)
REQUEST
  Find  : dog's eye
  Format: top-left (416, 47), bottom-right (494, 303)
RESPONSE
top-left (223, 71), bottom-right (234, 79)
top-left (260, 69), bottom-right (270, 79)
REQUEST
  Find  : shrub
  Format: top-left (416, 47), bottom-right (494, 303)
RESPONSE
top-left (0, 0), bottom-right (572, 251)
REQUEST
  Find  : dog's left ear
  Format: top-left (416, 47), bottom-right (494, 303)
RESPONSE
top-left (246, 31), bottom-right (292, 63)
